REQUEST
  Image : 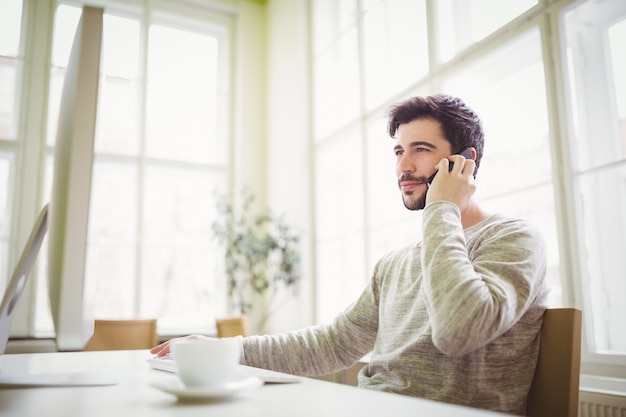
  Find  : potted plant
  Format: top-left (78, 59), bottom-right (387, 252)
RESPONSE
top-left (211, 188), bottom-right (301, 333)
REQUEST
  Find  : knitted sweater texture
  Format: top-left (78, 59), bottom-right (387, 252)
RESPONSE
top-left (242, 201), bottom-right (549, 415)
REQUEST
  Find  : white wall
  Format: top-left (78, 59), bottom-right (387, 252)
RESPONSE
top-left (264, 0), bottom-right (314, 333)
top-left (231, 0), bottom-right (267, 199)
top-left (231, 0), bottom-right (314, 333)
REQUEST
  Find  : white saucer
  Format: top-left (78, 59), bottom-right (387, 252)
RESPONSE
top-left (151, 377), bottom-right (263, 401)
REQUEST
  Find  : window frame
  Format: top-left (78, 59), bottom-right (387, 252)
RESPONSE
top-left (554, 0), bottom-right (626, 371)
top-left (310, 0), bottom-right (625, 379)
top-left (2, 0), bottom-right (237, 338)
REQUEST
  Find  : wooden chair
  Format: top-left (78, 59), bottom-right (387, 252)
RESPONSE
top-left (526, 308), bottom-right (582, 417)
top-left (216, 315), bottom-right (250, 338)
top-left (84, 319), bottom-right (158, 351)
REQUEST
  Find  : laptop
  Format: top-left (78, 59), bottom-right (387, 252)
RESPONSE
top-left (1, 205), bottom-right (49, 355)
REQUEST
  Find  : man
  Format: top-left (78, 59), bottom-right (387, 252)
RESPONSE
top-left (152, 94), bottom-right (549, 415)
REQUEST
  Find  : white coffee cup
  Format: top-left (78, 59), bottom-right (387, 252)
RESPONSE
top-left (171, 338), bottom-right (241, 388)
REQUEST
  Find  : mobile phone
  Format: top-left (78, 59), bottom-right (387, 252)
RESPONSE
top-left (427, 147), bottom-right (474, 184)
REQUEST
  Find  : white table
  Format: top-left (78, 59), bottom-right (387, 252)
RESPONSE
top-left (0, 350), bottom-right (510, 417)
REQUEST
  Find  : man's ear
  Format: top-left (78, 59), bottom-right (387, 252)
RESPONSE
top-left (469, 147), bottom-right (477, 160)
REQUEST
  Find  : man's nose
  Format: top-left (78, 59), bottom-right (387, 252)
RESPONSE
top-left (397, 154), bottom-right (415, 174)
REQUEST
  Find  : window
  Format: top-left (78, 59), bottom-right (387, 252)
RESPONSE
top-left (312, 0), bottom-right (360, 140)
top-left (0, 0), bottom-right (22, 305)
top-left (314, 126), bottom-right (366, 323)
top-left (561, 0), bottom-right (626, 357)
top-left (0, 154), bottom-right (11, 277)
top-left (3, 0), bottom-right (232, 338)
top-left (361, 0), bottom-right (428, 110)
top-left (311, 0), bottom-right (625, 375)
top-left (435, 0), bottom-right (537, 62)
top-left (0, 0), bottom-right (22, 140)
top-left (441, 28), bottom-right (562, 307)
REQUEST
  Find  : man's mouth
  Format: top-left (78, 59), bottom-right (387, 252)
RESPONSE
top-left (398, 175), bottom-right (427, 192)
top-left (399, 181), bottom-right (422, 192)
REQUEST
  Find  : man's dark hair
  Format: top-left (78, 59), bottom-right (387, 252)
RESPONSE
top-left (386, 94), bottom-right (485, 170)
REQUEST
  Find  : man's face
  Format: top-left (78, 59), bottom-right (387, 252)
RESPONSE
top-left (393, 118), bottom-right (452, 210)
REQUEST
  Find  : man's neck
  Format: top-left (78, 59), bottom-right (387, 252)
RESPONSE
top-left (460, 199), bottom-right (491, 230)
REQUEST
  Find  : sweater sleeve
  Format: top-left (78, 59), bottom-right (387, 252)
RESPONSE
top-left (421, 201), bottom-right (547, 356)
top-left (240, 267), bottom-right (380, 376)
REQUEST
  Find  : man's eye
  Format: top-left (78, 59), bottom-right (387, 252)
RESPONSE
top-left (394, 150), bottom-right (403, 156)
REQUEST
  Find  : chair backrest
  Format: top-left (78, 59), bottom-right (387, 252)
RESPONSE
top-left (526, 308), bottom-right (582, 417)
top-left (84, 319), bottom-right (158, 351)
top-left (216, 315), bottom-right (250, 338)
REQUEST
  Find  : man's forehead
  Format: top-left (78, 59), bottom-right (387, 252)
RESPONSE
top-left (393, 120), bottom-right (449, 148)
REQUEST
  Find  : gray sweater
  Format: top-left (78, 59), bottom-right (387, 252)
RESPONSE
top-left (242, 201), bottom-right (549, 415)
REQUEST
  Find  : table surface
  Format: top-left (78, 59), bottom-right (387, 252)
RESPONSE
top-left (0, 350), bottom-right (511, 417)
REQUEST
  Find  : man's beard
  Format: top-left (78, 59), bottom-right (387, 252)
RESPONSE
top-left (398, 174), bottom-right (429, 211)
top-left (401, 189), bottom-right (427, 210)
